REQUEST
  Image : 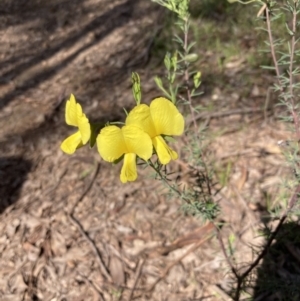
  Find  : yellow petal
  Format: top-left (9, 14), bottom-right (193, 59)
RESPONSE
top-left (97, 125), bottom-right (127, 162)
top-left (126, 104), bottom-right (157, 138)
top-left (65, 94), bottom-right (78, 126)
top-left (120, 153), bottom-right (137, 183)
top-left (65, 96), bottom-right (91, 144)
top-left (150, 97), bottom-right (184, 136)
top-left (122, 125), bottom-right (153, 160)
top-left (77, 110), bottom-right (91, 144)
top-left (152, 135), bottom-right (178, 164)
top-left (97, 125), bottom-right (152, 163)
top-left (60, 131), bottom-right (82, 154)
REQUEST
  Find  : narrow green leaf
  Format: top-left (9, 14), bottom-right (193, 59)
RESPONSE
top-left (154, 76), bottom-right (163, 90)
top-left (285, 22), bottom-right (294, 36)
top-left (164, 53), bottom-right (171, 71)
top-left (193, 71), bottom-right (202, 89)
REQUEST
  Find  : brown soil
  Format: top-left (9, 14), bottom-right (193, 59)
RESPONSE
top-left (0, 1), bottom-right (297, 301)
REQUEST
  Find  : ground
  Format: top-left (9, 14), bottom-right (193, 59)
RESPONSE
top-left (1, 0), bottom-right (299, 301)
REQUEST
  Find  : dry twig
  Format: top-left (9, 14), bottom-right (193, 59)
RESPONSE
top-left (127, 258), bottom-right (145, 301)
top-left (147, 237), bottom-right (209, 293)
top-left (66, 162), bottom-right (112, 282)
top-left (188, 107), bottom-right (267, 127)
top-left (78, 272), bottom-right (105, 301)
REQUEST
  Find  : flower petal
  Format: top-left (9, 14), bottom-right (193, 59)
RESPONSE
top-left (77, 110), bottom-right (91, 144)
top-left (60, 131), bottom-right (82, 154)
top-left (65, 94), bottom-right (78, 126)
top-left (150, 97), bottom-right (184, 136)
top-left (152, 135), bottom-right (178, 164)
top-left (120, 153), bottom-right (137, 183)
top-left (125, 104), bottom-right (157, 138)
top-left (122, 125), bottom-right (153, 161)
top-left (97, 125), bottom-right (152, 163)
top-left (97, 125), bottom-right (127, 162)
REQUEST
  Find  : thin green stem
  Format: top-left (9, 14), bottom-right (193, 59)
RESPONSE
top-left (288, 4), bottom-right (296, 105)
top-left (288, 2), bottom-right (300, 143)
top-left (183, 17), bottom-right (197, 131)
top-left (148, 160), bottom-right (182, 197)
top-left (266, 6), bottom-right (282, 90)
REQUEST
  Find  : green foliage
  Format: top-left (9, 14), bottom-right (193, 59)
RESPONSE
top-left (152, 0), bottom-right (202, 105)
top-left (151, 0), bottom-right (300, 298)
top-left (152, 0), bottom-right (221, 223)
top-left (225, 0), bottom-right (300, 299)
top-left (151, 0), bottom-right (190, 19)
top-left (182, 199), bottom-right (219, 221)
top-left (266, 1), bottom-right (300, 215)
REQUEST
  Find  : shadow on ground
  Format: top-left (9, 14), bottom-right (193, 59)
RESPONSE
top-left (0, 0), bottom-right (154, 110)
top-left (252, 222), bottom-right (300, 301)
top-left (0, 0), bottom-right (163, 215)
top-left (0, 156), bottom-right (32, 214)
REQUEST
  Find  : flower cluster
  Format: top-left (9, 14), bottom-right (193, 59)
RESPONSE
top-left (61, 95), bottom-right (184, 183)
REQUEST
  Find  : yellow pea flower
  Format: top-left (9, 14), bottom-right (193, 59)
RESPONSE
top-left (97, 125), bottom-right (153, 183)
top-left (126, 97), bottom-right (184, 165)
top-left (60, 94), bottom-right (91, 154)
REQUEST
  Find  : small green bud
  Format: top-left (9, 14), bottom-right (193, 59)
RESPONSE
top-left (131, 72), bottom-right (141, 105)
top-left (183, 53), bottom-right (199, 63)
top-left (154, 76), bottom-right (163, 90)
top-left (171, 51), bottom-right (178, 71)
top-left (193, 71), bottom-right (201, 89)
top-left (164, 53), bottom-right (171, 71)
top-left (170, 73), bottom-right (176, 84)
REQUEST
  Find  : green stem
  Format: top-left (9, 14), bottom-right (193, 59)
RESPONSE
top-left (148, 159), bottom-right (191, 203)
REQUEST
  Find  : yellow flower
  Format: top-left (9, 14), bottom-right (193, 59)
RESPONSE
top-left (126, 97), bottom-right (184, 164)
top-left (60, 94), bottom-right (91, 154)
top-left (97, 125), bottom-right (152, 183)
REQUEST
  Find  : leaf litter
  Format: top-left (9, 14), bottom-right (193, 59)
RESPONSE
top-left (0, 0), bottom-right (299, 300)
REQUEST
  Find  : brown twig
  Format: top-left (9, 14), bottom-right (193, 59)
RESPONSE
top-left (147, 238), bottom-right (208, 293)
top-left (189, 107), bottom-right (267, 125)
top-left (213, 223), bottom-right (239, 280)
top-left (209, 284), bottom-right (233, 301)
top-left (66, 162), bottom-right (112, 282)
top-left (68, 213), bottom-right (112, 282)
top-left (69, 161), bottom-right (100, 216)
top-left (127, 259), bottom-right (145, 301)
top-left (78, 272), bottom-right (105, 301)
